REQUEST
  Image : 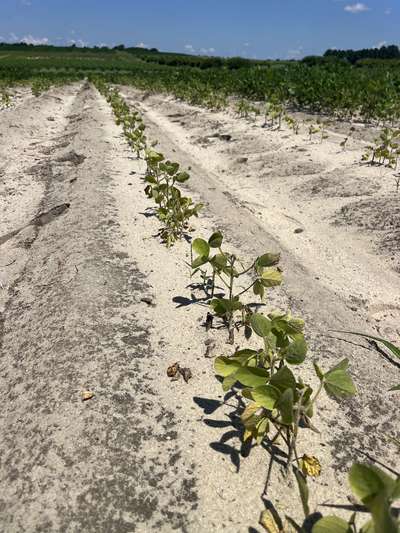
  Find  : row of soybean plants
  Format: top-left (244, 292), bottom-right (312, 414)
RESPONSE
top-left (94, 78), bottom-right (399, 533)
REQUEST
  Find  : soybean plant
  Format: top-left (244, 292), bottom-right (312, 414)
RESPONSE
top-left (362, 127), bottom-right (400, 168)
top-left (191, 231), bottom-right (282, 343)
top-left (215, 311), bottom-right (357, 471)
top-left (145, 149), bottom-right (203, 247)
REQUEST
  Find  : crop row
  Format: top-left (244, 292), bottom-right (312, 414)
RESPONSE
top-left (1, 49), bottom-right (400, 123)
top-left (94, 78), bottom-right (400, 532)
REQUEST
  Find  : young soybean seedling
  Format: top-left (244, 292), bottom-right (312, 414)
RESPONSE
top-left (145, 149), bottom-right (203, 247)
top-left (341, 126), bottom-right (356, 151)
top-left (284, 115), bottom-right (300, 135)
top-left (191, 231), bottom-right (282, 343)
top-left (319, 121), bottom-right (329, 143)
top-left (214, 312), bottom-right (357, 474)
top-left (308, 123), bottom-right (320, 142)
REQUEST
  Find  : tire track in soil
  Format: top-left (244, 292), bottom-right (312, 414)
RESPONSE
top-left (0, 84), bottom-right (198, 532)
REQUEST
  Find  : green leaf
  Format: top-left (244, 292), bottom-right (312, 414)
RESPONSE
top-left (210, 253), bottom-right (227, 269)
top-left (260, 268), bottom-right (283, 287)
top-left (208, 231), bottom-right (223, 248)
top-left (389, 384), bottom-right (400, 392)
top-left (175, 171), bottom-right (190, 183)
top-left (349, 465), bottom-right (399, 532)
top-left (324, 358), bottom-right (357, 398)
top-left (366, 492), bottom-right (398, 533)
top-left (349, 463), bottom-right (396, 502)
top-left (214, 356), bottom-right (241, 377)
top-left (359, 520), bottom-right (375, 533)
top-left (192, 255), bottom-right (209, 269)
top-left (210, 298), bottom-right (228, 316)
top-left (393, 478), bottom-right (400, 500)
top-left (253, 280), bottom-right (265, 299)
top-left (313, 361), bottom-right (324, 381)
top-left (312, 516), bottom-right (351, 533)
top-left (269, 366), bottom-right (296, 392)
top-left (255, 417), bottom-right (269, 445)
top-left (285, 338), bottom-right (308, 365)
top-left (277, 388), bottom-right (294, 425)
top-left (249, 385), bottom-right (280, 410)
top-left (251, 314), bottom-right (271, 338)
top-left (294, 468), bottom-right (310, 518)
top-left (257, 253), bottom-right (281, 268)
top-left (222, 373), bottom-right (238, 392)
top-left (192, 238), bottom-right (210, 259)
top-left (231, 349), bottom-right (259, 364)
top-left (235, 367), bottom-right (269, 388)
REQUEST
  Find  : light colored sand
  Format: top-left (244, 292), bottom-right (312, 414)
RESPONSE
top-left (0, 83), bottom-right (398, 532)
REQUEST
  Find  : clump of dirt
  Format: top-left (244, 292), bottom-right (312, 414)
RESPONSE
top-left (334, 196), bottom-right (400, 263)
top-left (57, 150), bottom-right (86, 166)
top-left (28, 161), bottom-right (54, 182)
top-left (335, 196), bottom-right (400, 231)
top-left (294, 171), bottom-right (379, 198)
top-left (31, 203), bottom-right (70, 227)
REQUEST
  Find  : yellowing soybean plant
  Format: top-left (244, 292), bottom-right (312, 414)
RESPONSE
top-left (0, 42), bottom-right (399, 532)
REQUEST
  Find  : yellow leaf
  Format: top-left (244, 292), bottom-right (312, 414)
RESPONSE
top-left (300, 454), bottom-right (321, 477)
top-left (259, 510), bottom-right (281, 533)
top-left (81, 390), bottom-right (95, 402)
top-left (243, 429), bottom-right (253, 442)
top-left (240, 402), bottom-right (261, 428)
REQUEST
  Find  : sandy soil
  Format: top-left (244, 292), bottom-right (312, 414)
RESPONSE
top-left (0, 83), bottom-right (399, 532)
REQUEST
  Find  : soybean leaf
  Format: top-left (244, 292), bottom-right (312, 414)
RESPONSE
top-left (313, 361), bottom-right (325, 381)
top-left (208, 231), bottom-right (223, 248)
top-left (294, 467), bottom-right (310, 518)
top-left (365, 492), bottom-right (398, 533)
top-left (389, 384), bottom-right (400, 392)
top-left (253, 280), bottom-right (265, 299)
top-left (192, 238), bottom-right (210, 259)
top-left (235, 367), bottom-right (269, 388)
top-left (269, 366), bottom-right (297, 392)
top-left (261, 268), bottom-right (283, 287)
top-left (248, 385), bottom-right (280, 410)
top-left (349, 463), bottom-right (396, 502)
top-left (251, 314), bottom-right (271, 338)
top-left (210, 254), bottom-right (227, 269)
top-left (324, 358), bottom-right (357, 398)
top-left (312, 516), bottom-right (351, 533)
top-left (349, 465), bottom-right (399, 533)
top-left (285, 338), bottom-right (308, 365)
top-left (222, 373), bottom-right (238, 392)
top-left (277, 388), bottom-right (294, 425)
top-left (175, 171), bottom-right (190, 183)
top-left (192, 255), bottom-right (209, 269)
top-left (214, 356), bottom-right (241, 377)
top-left (257, 252), bottom-right (281, 268)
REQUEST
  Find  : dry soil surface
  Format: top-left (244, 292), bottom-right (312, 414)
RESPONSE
top-left (0, 82), bottom-right (399, 532)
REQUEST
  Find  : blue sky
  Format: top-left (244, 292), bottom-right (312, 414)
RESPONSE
top-left (0, 0), bottom-right (396, 59)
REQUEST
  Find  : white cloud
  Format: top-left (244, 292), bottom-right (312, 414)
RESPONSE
top-left (136, 42), bottom-right (148, 48)
top-left (68, 38), bottom-right (88, 47)
top-left (9, 32), bottom-right (18, 41)
top-left (287, 46), bottom-right (304, 59)
top-left (184, 44), bottom-right (195, 53)
top-left (375, 40), bottom-right (387, 48)
top-left (384, 8), bottom-right (392, 15)
top-left (21, 0), bottom-right (32, 5)
top-left (21, 35), bottom-right (49, 45)
top-left (344, 3), bottom-right (370, 13)
top-left (199, 47), bottom-right (215, 54)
